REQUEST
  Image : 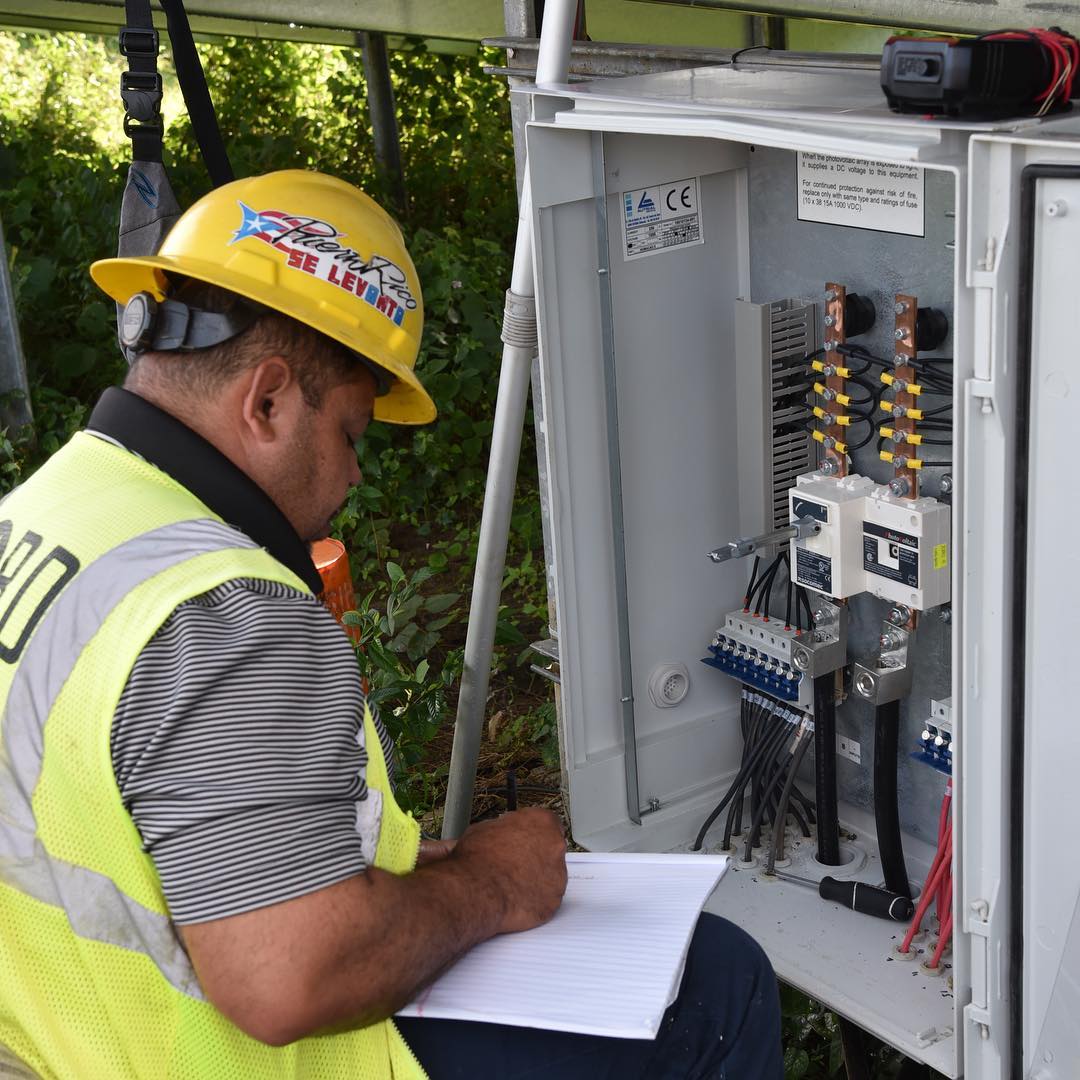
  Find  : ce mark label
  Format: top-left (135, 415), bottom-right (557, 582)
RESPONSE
top-left (665, 182), bottom-right (695, 212)
top-left (622, 176), bottom-right (703, 261)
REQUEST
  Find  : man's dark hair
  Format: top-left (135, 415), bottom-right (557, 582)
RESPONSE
top-left (126, 278), bottom-right (364, 408)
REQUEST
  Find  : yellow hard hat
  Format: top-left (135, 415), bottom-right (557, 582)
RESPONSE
top-left (91, 170), bottom-right (435, 425)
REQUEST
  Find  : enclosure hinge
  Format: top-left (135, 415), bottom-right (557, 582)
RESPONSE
top-left (964, 898), bottom-right (993, 1041)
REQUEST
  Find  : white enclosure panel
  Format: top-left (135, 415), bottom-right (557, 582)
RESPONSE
top-left (1023, 172), bottom-right (1080, 1075)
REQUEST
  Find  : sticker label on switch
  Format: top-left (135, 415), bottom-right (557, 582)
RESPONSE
top-left (795, 547), bottom-right (832, 593)
top-left (863, 521), bottom-right (919, 587)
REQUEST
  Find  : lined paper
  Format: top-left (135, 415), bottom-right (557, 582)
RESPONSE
top-left (396, 851), bottom-right (730, 1038)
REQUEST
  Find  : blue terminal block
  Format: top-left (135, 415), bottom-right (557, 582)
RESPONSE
top-left (702, 639), bottom-right (803, 702)
top-left (911, 723), bottom-right (953, 774)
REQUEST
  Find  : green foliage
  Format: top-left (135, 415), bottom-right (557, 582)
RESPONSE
top-left (343, 562), bottom-right (464, 813)
top-left (781, 986), bottom-right (844, 1079)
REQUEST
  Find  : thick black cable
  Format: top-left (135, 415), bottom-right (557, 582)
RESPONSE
top-left (743, 554), bottom-right (761, 609)
top-left (813, 673), bottom-right (841, 865)
top-left (874, 701), bottom-right (911, 898)
top-left (797, 586), bottom-right (814, 631)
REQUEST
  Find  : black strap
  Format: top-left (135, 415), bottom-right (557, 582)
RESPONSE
top-left (159, 0), bottom-right (235, 187)
top-left (120, 0), bottom-right (163, 163)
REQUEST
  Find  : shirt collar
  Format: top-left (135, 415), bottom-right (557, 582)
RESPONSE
top-left (87, 386), bottom-right (323, 594)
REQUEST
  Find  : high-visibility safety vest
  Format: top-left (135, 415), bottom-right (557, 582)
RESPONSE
top-left (0, 431), bottom-right (426, 1079)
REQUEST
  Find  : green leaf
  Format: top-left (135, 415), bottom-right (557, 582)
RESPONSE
top-left (423, 592), bottom-right (459, 614)
top-left (386, 561), bottom-right (405, 587)
top-left (415, 659), bottom-right (429, 682)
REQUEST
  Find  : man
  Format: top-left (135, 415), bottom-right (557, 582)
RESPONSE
top-left (0, 170), bottom-right (781, 1078)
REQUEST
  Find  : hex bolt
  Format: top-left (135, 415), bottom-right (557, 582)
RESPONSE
top-left (793, 648), bottom-right (811, 672)
top-left (823, 314), bottom-right (836, 327)
top-left (940, 474), bottom-right (954, 495)
top-left (820, 387), bottom-right (836, 401)
top-left (879, 630), bottom-right (903, 650)
top-left (823, 339), bottom-right (836, 352)
top-left (825, 289), bottom-right (838, 301)
top-left (813, 608), bottom-right (826, 621)
top-left (894, 353), bottom-right (906, 365)
top-left (819, 458), bottom-right (839, 477)
top-left (894, 328), bottom-right (907, 341)
top-left (892, 405), bottom-right (905, 419)
top-left (889, 604), bottom-right (912, 625)
top-left (891, 430), bottom-right (905, 444)
top-left (822, 364), bottom-right (836, 377)
top-left (895, 301), bottom-right (909, 315)
top-left (889, 476), bottom-right (911, 497)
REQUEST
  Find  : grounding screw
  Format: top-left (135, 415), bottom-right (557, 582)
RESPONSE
top-left (891, 430), bottom-right (905, 444)
top-left (889, 477), bottom-right (911, 497)
top-left (879, 630), bottom-right (904, 650)
top-left (820, 387), bottom-right (836, 401)
top-left (940, 474), bottom-right (954, 496)
top-left (819, 457), bottom-right (839, 477)
top-left (895, 301), bottom-right (909, 315)
top-left (824, 314), bottom-right (836, 327)
top-left (823, 339), bottom-right (837, 351)
top-left (892, 405), bottom-right (905, 418)
top-left (894, 327), bottom-right (907, 341)
top-left (939, 606), bottom-right (952, 625)
top-left (825, 289), bottom-right (838, 301)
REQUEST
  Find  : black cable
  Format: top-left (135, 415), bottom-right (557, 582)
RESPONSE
top-left (753, 555), bottom-right (784, 617)
top-left (768, 728), bottom-right (813, 871)
top-left (797, 586), bottom-right (814, 630)
top-left (743, 554), bottom-right (762, 609)
top-left (727, 719), bottom-right (791, 852)
top-left (785, 557), bottom-right (793, 629)
top-left (694, 713), bottom-right (787, 850)
top-left (813, 673), bottom-right (841, 865)
top-left (874, 700), bottom-right (911, 898)
top-left (747, 553), bottom-right (783, 613)
top-left (743, 729), bottom-right (798, 861)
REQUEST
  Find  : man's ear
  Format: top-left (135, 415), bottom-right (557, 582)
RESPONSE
top-left (238, 357), bottom-right (301, 443)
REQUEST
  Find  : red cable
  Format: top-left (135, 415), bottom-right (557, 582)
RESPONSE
top-left (936, 784), bottom-right (952, 919)
top-left (929, 911), bottom-right (953, 968)
top-left (900, 819), bottom-right (952, 953)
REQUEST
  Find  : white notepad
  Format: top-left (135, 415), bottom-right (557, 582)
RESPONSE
top-left (396, 851), bottom-right (730, 1039)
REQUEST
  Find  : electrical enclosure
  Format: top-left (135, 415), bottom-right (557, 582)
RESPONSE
top-left (519, 63), bottom-right (1080, 1078)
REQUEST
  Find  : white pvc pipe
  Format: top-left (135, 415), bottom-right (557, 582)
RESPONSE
top-left (442, 0), bottom-right (577, 839)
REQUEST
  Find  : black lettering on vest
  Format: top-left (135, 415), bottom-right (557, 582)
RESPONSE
top-left (0, 519), bottom-right (80, 663)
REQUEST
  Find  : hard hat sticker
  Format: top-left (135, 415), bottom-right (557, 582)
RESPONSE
top-left (231, 202), bottom-right (416, 326)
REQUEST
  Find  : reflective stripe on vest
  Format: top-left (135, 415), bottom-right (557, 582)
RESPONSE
top-left (0, 517), bottom-right (258, 998)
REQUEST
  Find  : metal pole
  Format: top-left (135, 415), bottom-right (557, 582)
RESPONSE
top-left (0, 216), bottom-right (32, 437)
top-left (442, 0), bottom-right (578, 840)
top-left (359, 31), bottom-right (407, 219)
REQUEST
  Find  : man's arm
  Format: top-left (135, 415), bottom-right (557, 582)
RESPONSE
top-left (179, 807), bottom-right (567, 1046)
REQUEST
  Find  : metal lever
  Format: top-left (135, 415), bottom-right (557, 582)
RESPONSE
top-left (706, 516), bottom-right (821, 563)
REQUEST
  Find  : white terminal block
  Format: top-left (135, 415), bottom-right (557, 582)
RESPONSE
top-left (788, 472), bottom-right (875, 599)
top-left (861, 486), bottom-right (951, 610)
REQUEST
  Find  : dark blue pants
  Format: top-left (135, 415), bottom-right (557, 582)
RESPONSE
top-left (396, 914), bottom-right (783, 1079)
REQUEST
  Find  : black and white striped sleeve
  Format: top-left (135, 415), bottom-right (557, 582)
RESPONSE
top-left (111, 577), bottom-right (393, 925)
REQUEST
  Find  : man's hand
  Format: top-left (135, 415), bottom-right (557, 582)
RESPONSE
top-left (452, 808), bottom-right (567, 933)
top-left (179, 807), bottom-right (567, 1045)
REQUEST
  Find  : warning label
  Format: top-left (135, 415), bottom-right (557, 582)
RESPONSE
top-left (622, 177), bottom-right (703, 261)
top-left (796, 153), bottom-right (924, 237)
top-left (863, 521), bottom-right (920, 588)
top-left (795, 548), bottom-right (832, 594)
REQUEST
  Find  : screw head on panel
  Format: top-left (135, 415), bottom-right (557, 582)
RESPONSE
top-left (894, 301), bottom-right (909, 315)
top-left (819, 458), bottom-right (839, 477)
top-left (894, 328), bottom-right (907, 341)
top-left (889, 477), bottom-right (911, 497)
top-left (894, 353), bottom-right (906, 365)
top-left (824, 314), bottom-right (836, 327)
top-left (892, 405), bottom-right (905, 418)
top-left (824, 339), bottom-right (836, 351)
top-left (1047, 199), bottom-right (1068, 218)
top-left (825, 289), bottom-right (838, 301)
top-left (940, 474), bottom-right (954, 495)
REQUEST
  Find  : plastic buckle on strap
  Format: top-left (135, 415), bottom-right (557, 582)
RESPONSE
top-left (119, 27), bottom-right (160, 58)
top-left (121, 70), bottom-right (163, 124)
